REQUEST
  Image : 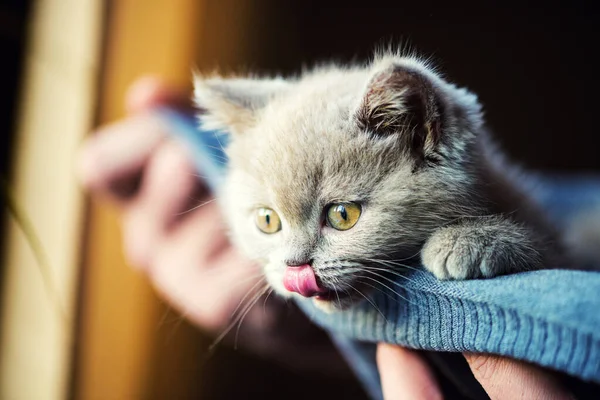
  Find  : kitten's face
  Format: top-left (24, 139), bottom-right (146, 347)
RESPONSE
top-left (195, 56), bottom-right (483, 311)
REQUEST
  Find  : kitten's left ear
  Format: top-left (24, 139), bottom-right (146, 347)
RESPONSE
top-left (193, 75), bottom-right (290, 135)
top-left (355, 60), bottom-right (445, 164)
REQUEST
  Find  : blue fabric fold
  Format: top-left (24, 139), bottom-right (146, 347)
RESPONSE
top-left (296, 175), bottom-right (600, 398)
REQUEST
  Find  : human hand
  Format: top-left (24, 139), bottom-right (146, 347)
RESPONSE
top-left (77, 76), bottom-right (349, 373)
top-left (377, 344), bottom-right (574, 400)
top-left (78, 76), bottom-right (264, 332)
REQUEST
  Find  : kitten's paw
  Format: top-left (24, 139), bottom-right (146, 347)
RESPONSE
top-left (421, 222), bottom-right (534, 280)
top-left (421, 227), bottom-right (486, 279)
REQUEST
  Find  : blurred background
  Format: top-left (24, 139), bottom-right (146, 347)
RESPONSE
top-left (0, 0), bottom-right (598, 399)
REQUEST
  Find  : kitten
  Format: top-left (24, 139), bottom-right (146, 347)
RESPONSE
top-left (193, 52), bottom-right (566, 312)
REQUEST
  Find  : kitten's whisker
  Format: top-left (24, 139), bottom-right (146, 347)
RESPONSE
top-left (359, 260), bottom-right (422, 282)
top-left (200, 144), bottom-right (229, 158)
top-left (172, 273), bottom-right (265, 337)
top-left (164, 314), bottom-right (186, 345)
top-left (234, 284), bottom-right (270, 349)
top-left (364, 257), bottom-right (422, 273)
top-left (357, 279), bottom-right (401, 304)
top-left (349, 285), bottom-right (388, 322)
top-left (156, 302), bottom-right (174, 330)
top-left (358, 275), bottom-right (412, 304)
top-left (194, 150), bottom-right (227, 163)
top-left (329, 280), bottom-right (343, 309)
top-left (262, 288), bottom-right (274, 315)
top-left (176, 198), bottom-right (217, 215)
top-left (189, 173), bottom-right (215, 181)
top-left (213, 132), bottom-right (228, 156)
top-left (358, 274), bottom-right (418, 306)
top-left (362, 268), bottom-right (419, 286)
top-left (229, 277), bottom-right (266, 320)
top-left (208, 282), bottom-right (268, 353)
top-left (360, 263), bottom-right (421, 284)
top-left (362, 269), bottom-right (409, 289)
top-left (385, 248), bottom-right (422, 262)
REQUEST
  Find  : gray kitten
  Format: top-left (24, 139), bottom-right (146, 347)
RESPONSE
top-left (193, 53), bottom-right (566, 312)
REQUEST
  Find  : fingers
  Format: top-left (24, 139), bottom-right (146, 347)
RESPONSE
top-left (125, 76), bottom-right (193, 114)
top-left (78, 76), bottom-right (194, 203)
top-left (150, 202), bottom-right (260, 331)
top-left (78, 76), bottom-right (266, 334)
top-left (377, 344), bottom-right (443, 400)
top-left (77, 114), bottom-right (166, 200)
top-left (464, 353), bottom-right (574, 400)
top-left (121, 140), bottom-right (204, 268)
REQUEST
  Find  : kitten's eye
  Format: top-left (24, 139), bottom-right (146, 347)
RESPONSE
top-left (255, 207), bottom-right (282, 234)
top-left (326, 202), bottom-right (361, 231)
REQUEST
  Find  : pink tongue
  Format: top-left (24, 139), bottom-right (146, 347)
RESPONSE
top-left (283, 265), bottom-right (323, 297)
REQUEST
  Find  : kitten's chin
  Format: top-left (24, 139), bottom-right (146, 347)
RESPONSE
top-left (311, 297), bottom-right (353, 313)
top-left (271, 287), bottom-right (352, 312)
top-left (312, 298), bottom-right (340, 313)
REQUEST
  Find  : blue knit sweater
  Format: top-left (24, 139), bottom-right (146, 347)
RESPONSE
top-left (160, 109), bottom-right (600, 399)
top-left (296, 175), bottom-right (600, 399)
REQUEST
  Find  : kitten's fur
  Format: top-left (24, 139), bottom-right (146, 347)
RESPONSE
top-left (194, 52), bottom-right (567, 311)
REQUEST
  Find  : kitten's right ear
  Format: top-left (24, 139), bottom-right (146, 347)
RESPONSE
top-left (193, 75), bottom-right (290, 135)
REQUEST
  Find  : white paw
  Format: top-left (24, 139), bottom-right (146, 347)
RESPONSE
top-left (422, 227), bottom-right (496, 280)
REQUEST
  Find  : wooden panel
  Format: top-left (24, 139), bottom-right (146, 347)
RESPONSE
top-left (0, 0), bottom-right (103, 399)
top-left (74, 1), bottom-right (203, 399)
top-left (71, 1), bottom-right (258, 399)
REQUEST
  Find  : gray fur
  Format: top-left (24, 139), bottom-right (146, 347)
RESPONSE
top-left (194, 52), bottom-right (567, 311)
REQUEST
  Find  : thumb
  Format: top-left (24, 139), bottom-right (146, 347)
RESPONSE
top-left (377, 343), bottom-right (442, 400)
top-left (125, 76), bottom-right (193, 114)
top-left (464, 353), bottom-right (574, 400)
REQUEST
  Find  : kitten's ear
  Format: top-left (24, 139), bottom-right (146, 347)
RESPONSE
top-left (193, 75), bottom-right (290, 135)
top-left (355, 60), bottom-right (444, 163)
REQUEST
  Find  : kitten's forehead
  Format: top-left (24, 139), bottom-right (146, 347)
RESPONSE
top-left (240, 101), bottom-right (402, 224)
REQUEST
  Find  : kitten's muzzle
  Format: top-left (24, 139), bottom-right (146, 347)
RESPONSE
top-left (283, 264), bottom-right (327, 297)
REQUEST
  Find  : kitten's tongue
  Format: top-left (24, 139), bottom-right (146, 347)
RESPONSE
top-left (283, 265), bottom-right (323, 297)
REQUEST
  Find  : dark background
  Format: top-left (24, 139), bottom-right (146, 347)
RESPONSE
top-left (0, 0), bottom-right (31, 337)
top-left (200, 1), bottom-right (600, 172)
top-left (0, 0), bottom-right (29, 178)
top-left (2, 1), bottom-right (598, 399)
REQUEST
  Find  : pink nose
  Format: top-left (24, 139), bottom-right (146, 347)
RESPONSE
top-left (283, 264), bottom-right (324, 297)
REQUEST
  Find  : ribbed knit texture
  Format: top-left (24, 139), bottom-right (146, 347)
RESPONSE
top-left (296, 176), bottom-right (600, 399)
top-left (298, 269), bottom-right (600, 391)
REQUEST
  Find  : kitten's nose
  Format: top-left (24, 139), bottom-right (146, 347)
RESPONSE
top-left (283, 264), bottom-right (324, 297)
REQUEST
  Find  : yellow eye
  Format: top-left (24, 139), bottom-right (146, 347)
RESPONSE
top-left (255, 207), bottom-right (282, 234)
top-left (326, 202), bottom-right (361, 231)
